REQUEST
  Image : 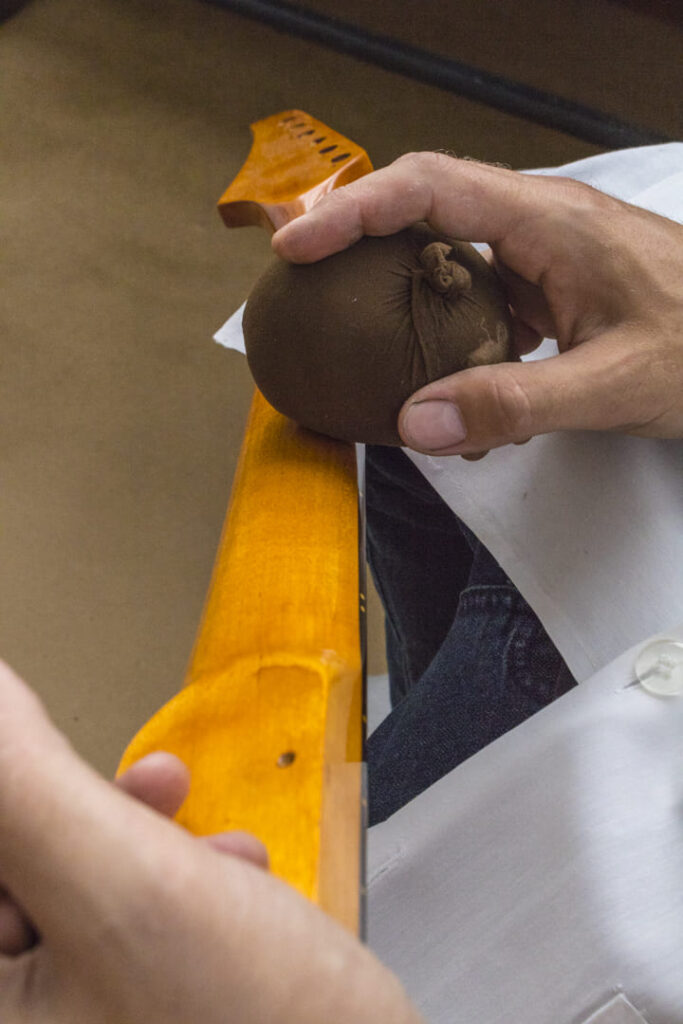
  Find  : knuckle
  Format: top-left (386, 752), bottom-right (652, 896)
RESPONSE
top-left (320, 185), bottom-right (354, 209)
top-left (484, 370), bottom-right (535, 441)
top-left (394, 151), bottom-right (451, 176)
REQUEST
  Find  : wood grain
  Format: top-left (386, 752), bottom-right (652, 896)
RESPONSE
top-left (118, 390), bottom-right (364, 932)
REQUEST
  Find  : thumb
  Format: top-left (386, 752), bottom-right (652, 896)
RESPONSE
top-left (398, 333), bottom-right (644, 455)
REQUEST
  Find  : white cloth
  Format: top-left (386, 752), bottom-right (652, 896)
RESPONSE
top-left (367, 625), bottom-right (683, 1024)
top-left (214, 299), bottom-right (246, 353)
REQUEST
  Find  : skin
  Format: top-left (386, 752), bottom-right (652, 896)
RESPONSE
top-left (0, 660), bottom-right (422, 1023)
top-left (272, 152), bottom-right (683, 458)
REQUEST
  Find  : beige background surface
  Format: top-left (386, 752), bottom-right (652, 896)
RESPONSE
top-left (2, 0), bottom-right (678, 774)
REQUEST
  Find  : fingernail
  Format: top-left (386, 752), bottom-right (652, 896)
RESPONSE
top-left (402, 400), bottom-right (467, 450)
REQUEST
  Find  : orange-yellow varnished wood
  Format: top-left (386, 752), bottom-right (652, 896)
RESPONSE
top-left (121, 112), bottom-right (373, 933)
top-left (118, 391), bottom-right (364, 931)
top-left (218, 110), bottom-right (373, 231)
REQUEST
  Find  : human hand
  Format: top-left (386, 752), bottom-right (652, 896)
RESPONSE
top-left (0, 748), bottom-right (268, 957)
top-left (273, 152), bottom-right (683, 457)
top-left (0, 660), bottom-right (421, 1024)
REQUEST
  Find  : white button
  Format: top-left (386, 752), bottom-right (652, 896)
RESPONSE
top-left (635, 638), bottom-right (683, 696)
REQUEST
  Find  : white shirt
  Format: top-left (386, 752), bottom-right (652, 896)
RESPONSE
top-left (367, 626), bottom-right (683, 1023)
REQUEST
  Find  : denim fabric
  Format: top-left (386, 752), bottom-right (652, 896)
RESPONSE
top-left (365, 445), bottom-right (576, 825)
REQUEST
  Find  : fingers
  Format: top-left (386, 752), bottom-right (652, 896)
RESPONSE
top-left (273, 153), bottom-right (548, 266)
top-left (510, 316), bottom-right (544, 357)
top-left (0, 659), bottom-right (199, 951)
top-left (494, 259), bottom-right (557, 342)
top-left (116, 757), bottom-right (270, 866)
top-left (0, 659), bottom-right (274, 959)
top-left (116, 752), bottom-right (190, 819)
top-left (0, 753), bottom-right (191, 959)
top-left (115, 758), bottom-right (270, 869)
top-left (398, 330), bottom-right (657, 455)
top-left (0, 673), bottom-right (424, 1024)
top-left (202, 831), bottom-right (270, 870)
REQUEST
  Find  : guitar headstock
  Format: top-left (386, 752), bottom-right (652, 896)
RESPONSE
top-left (218, 109), bottom-right (373, 232)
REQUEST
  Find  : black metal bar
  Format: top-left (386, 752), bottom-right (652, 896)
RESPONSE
top-left (205, 0), bottom-right (671, 149)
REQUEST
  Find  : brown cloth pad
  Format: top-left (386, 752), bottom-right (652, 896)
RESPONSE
top-left (244, 222), bottom-right (513, 445)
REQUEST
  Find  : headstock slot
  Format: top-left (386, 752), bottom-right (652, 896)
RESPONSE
top-left (217, 109), bottom-right (373, 232)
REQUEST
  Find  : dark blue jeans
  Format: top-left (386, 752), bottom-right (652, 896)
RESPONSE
top-left (365, 445), bottom-right (576, 825)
